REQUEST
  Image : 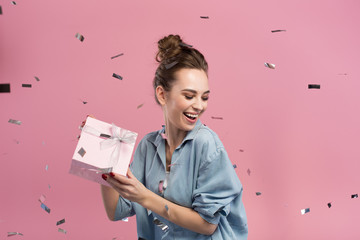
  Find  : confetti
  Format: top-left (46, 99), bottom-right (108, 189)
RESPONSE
top-left (165, 61), bottom-right (178, 70)
top-left (153, 218), bottom-right (169, 232)
top-left (0, 83), bottom-right (10, 93)
top-left (82, 101), bottom-right (88, 104)
top-left (41, 203), bottom-right (51, 214)
top-left (308, 84), bottom-right (320, 89)
top-left (211, 116), bottom-right (223, 120)
top-left (247, 168), bottom-right (251, 176)
top-left (351, 194), bottom-right (358, 198)
top-left (56, 219), bottom-right (65, 226)
top-left (337, 73), bottom-right (348, 75)
top-left (121, 218), bottom-right (129, 222)
top-left (13, 139), bottom-right (19, 144)
top-left (0, 6), bottom-right (2, 15)
top-left (301, 208), bottom-right (310, 215)
top-left (78, 147), bottom-right (86, 157)
top-left (7, 232), bottom-right (23, 236)
top-left (239, 149), bottom-right (244, 152)
top-left (39, 194), bottom-right (46, 203)
top-left (100, 133), bottom-right (111, 139)
top-left (75, 33), bottom-right (84, 42)
top-left (327, 202), bottom-right (332, 208)
top-left (22, 84), bottom-right (32, 88)
top-left (137, 103), bottom-right (144, 109)
top-left (111, 53), bottom-right (124, 59)
top-left (112, 73), bottom-right (123, 80)
top-left (45, 165), bottom-right (48, 171)
top-left (256, 192), bottom-right (262, 196)
top-left (8, 119), bottom-right (21, 125)
top-left (264, 63), bottom-right (275, 69)
top-left (48, 184), bottom-right (51, 189)
top-left (165, 204), bottom-right (169, 212)
top-left (34, 76), bottom-right (40, 81)
top-left (233, 164), bottom-right (237, 169)
top-left (11, 1), bottom-right (16, 5)
top-left (271, 30), bottom-right (286, 33)
top-left (58, 228), bottom-right (67, 234)
top-left (179, 42), bottom-right (193, 48)
top-left (200, 16), bottom-right (209, 19)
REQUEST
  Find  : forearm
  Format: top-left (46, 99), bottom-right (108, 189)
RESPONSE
top-left (141, 189), bottom-right (217, 235)
top-left (101, 184), bottom-right (119, 221)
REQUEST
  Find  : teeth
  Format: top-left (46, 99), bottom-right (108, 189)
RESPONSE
top-left (185, 113), bottom-right (198, 118)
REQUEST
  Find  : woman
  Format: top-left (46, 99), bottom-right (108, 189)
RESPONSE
top-left (100, 34), bottom-right (248, 239)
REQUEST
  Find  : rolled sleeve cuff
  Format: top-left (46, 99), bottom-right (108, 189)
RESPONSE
top-left (114, 196), bottom-right (134, 221)
top-left (194, 204), bottom-right (230, 225)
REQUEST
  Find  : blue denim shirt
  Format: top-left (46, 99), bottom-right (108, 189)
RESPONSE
top-left (114, 120), bottom-right (248, 239)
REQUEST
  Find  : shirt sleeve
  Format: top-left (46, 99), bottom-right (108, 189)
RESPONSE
top-left (192, 147), bottom-right (242, 225)
top-left (114, 137), bottom-right (147, 221)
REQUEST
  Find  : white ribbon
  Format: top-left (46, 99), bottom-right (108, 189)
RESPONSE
top-left (82, 123), bottom-right (137, 166)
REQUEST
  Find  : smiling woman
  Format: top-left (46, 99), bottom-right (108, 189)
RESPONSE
top-left (100, 34), bottom-right (248, 239)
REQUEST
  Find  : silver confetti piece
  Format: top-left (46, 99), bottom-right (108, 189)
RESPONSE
top-left (233, 164), bottom-right (237, 169)
top-left (78, 147), bottom-right (86, 157)
top-left (327, 202), bottom-right (332, 208)
top-left (7, 232), bottom-right (23, 236)
top-left (179, 42), bottom-right (193, 48)
top-left (45, 165), bottom-right (48, 171)
top-left (165, 61), bottom-right (178, 70)
top-left (121, 218), bottom-right (129, 222)
top-left (247, 168), bottom-right (251, 176)
top-left (308, 84), bottom-right (320, 89)
top-left (41, 203), bottom-right (51, 214)
top-left (301, 208), bottom-right (310, 215)
top-left (153, 218), bottom-right (169, 232)
top-left (8, 119), bottom-right (21, 125)
top-left (56, 219), bottom-right (65, 226)
top-left (271, 30), bottom-right (286, 33)
top-left (112, 73), bottom-right (123, 80)
top-left (39, 194), bottom-right (46, 203)
top-left (351, 194), bottom-right (358, 198)
top-left (75, 33), bottom-right (84, 42)
top-left (239, 149), bottom-right (244, 152)
top-left (256, 192), bottom-right (262, 196)
top-left (211, 116), bottom-right (223, 120)
top-left (111, 53), bottom-right (124, 59)
top-left (264, 63), bottom-right (275, 69)
top-left (58, 228), bottom-right (67, 234)
top-left (11, 1), bottom-right (16, 5)
top-left (200, 16), bottom-right (209, 19)
top-left (0, 6), bottom-right (2, 15)
top-left (137, 103), bottom-right (144, 109)
top-left (0, 83), bottom-right (10, 93)
top-left (34, 76), bottom-right (40, 81)
top-left (22, 84), bottom-right (32, 88)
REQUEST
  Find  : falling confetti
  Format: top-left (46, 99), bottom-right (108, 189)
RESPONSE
top-left (301, 208), bottom-right (310, 215)
top-left (48, 184), bottom-right (51, 189)
top-left (41, 203), bottom-right (51, 214)
top-left (11, 1), bottom-right (16, 5)
top-left (56, 219), bottom-right (65, 226)
top-left (8, 119), bottom-right (21, 125)
top-left (337, 73), bottom-right (348, 75)
top-left (271, 30), bottom-right (286, 33)
top-left (264, 63), bottom-right (275, 69)
top-left (34, 76), bottom-right (40, 81)
top-left (7, 232), bottom-right (23, 236)
top-left (78, 147), bottom-right (86, 157)
top-left (111, 53), bottom-right (124, 59)
top-left (351, 194), bottom-right (358, 198)
top-left (137, 103), bottom-right (144, 109)
top-left (39, 194), bottom-right (46, 203)
top-left (112, 73), bottom-right (123, 80)
top-left (233, 164), bottom-right (237, 169)
top-left (179, 42), bottom-right (193, 48)
top-left (22, 84), bottom-right (32, 88)
top-left (327, 202), bottom-right (332, 208)
top-left (308, 84), bottom-right (320, 89)
top-left (0, 83), bottom-right (10, 93)
top-left (121, 218), bottom-right (129, 222)
top-left (165, 61), bottom-right (178, 70)
top-left (58, 228), bottom-right (67, 234)
top-left (211, 116), bottom-right (223, 120)
top-left (100, 133), bottom-right (111, 139)
top-left (75, 33), bottom-right (84, 42)
top-left (247, 169), bottom-right (251, 176)
top-left (45, 165), bottom-right (48, 171)
top-left (200, 16), bottom-right (209, 19)
top-left (255, 192), bottom-right (262, 196)
top-left (0, 6), bottom-right (2, 14)
top-left (239, 149), bottom-right (244, 152)
top-left (153, 218), bottom-right (169, 232)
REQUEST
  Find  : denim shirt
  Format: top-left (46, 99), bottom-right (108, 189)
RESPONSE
top-left (114, 120), bottom-right (248, 239)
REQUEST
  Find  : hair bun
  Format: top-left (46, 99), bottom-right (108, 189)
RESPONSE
top-left (156, 34), bottom-right (183, 62)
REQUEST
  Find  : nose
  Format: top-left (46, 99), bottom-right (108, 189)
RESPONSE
top-left (192, 97), bottom-right (205, 113)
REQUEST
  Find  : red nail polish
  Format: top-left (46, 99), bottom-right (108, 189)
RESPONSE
top-left (110, 172), bottom-right (115, 177)
top-left (102, 174), bottom-right (107, 180)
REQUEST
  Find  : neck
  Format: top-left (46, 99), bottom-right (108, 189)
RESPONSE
top-left (164, 120), bottom-right (187, 152)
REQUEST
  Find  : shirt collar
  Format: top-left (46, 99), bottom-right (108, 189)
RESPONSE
top-left (150, 119), bottom-right (203, 148)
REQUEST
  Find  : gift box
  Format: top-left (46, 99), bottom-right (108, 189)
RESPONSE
top-left (69, 117), bottom-right (138, 185)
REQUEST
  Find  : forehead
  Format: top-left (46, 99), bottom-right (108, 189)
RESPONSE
top-left (172, 68), bottom-right (209, 92)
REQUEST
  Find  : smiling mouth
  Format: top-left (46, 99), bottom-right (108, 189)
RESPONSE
top-left (183, 112), bottom-right (198, 120)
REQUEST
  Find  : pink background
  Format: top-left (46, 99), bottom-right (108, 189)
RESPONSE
top-left (1, 0), bottom-right (359, 239)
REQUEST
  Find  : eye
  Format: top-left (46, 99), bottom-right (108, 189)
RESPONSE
top-left (185, 95), bottom-right (193, 100)
top-left (202, 96), bottom-right (209, 101)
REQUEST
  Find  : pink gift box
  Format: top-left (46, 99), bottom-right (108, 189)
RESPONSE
top-left (69, 117), bottom-right (138, 185)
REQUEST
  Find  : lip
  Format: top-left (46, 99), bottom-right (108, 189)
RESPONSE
top-left (183, 112), bottom-right (198, 124)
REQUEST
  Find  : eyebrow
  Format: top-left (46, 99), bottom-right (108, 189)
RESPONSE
top-left (181, 89), bottom-right (210, 94)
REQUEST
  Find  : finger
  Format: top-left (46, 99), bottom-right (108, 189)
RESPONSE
top-left (127, 168), bottom-right (135, 179)
top-left (110, 172), bottom-right (132, 185)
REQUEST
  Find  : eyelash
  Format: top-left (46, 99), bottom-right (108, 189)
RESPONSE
top-left (185, 96), bottom-right (209, 101)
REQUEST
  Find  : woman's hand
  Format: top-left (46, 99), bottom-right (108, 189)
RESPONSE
top-left (104, 169), bottom-right (150, 205)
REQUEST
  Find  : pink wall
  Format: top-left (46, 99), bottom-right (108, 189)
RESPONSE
top-left (1, 0), bottom-right (360, 239)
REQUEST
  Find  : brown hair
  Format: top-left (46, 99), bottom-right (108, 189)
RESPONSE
top-left (153, 34), bottom-right (208, 105)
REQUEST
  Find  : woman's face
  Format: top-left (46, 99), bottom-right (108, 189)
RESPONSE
top-left (160, 68), bottom-right (210, 132)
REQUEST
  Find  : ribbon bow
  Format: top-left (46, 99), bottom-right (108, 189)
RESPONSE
top-left (82, 123), bottom-right (137, 166)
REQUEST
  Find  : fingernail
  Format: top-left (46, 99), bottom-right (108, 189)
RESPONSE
top-left (110, 172), bottom-right (115, 177)
top-left (102, 174), bottom-right (107, 181)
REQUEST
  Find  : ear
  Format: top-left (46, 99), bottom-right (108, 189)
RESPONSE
top-left (156, 86), bottom-right (167, 106)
